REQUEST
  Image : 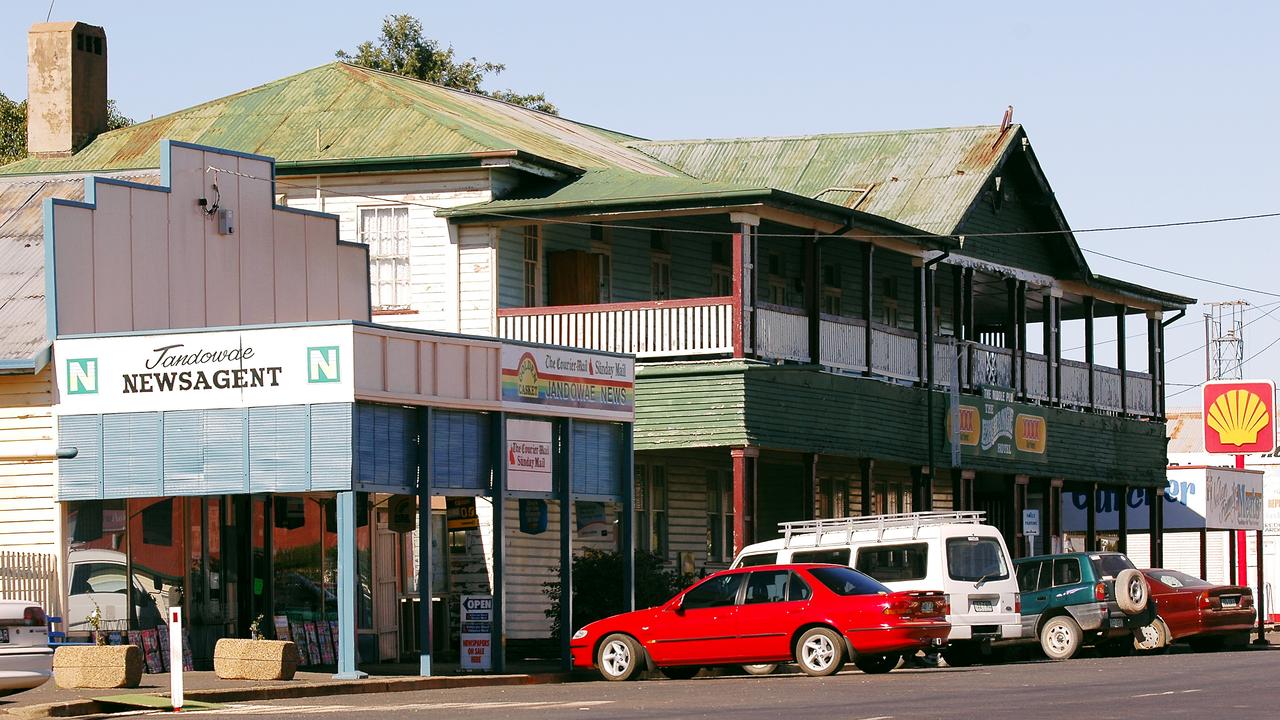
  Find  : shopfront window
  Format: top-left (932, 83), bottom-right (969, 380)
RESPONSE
top-left (66, 500), bottom-right (127, 632)
top-left (127, 498), bottom-right (184, 630)
top-left (272, 495), bottom-right (333, 622)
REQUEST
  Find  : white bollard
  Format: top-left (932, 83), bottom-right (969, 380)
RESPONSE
top-left (169, 608), bottom-right (184, 712)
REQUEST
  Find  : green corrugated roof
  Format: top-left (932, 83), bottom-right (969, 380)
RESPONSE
top-left (627, 125), bottom-right (1018, 235)
top-left (0, 63), bottom-right (677, 177)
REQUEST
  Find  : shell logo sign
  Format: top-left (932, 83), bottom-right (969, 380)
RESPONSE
top-left (1203, 380), bottom-right (1276, 454)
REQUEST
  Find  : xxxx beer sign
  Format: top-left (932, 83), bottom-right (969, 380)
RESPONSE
top-left (948, 396), bottom-right (1048, 463)
top-left (1202, 379), bottom-right (1276, 454)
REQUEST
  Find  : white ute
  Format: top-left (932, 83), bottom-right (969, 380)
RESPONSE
top-left (732, 511), bottom-right (1021, 667)
top-left (0, 599), bottom-right (52, 697)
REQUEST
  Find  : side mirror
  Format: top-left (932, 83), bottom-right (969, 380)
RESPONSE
top-left (670, 596), bottom-right (686, 615)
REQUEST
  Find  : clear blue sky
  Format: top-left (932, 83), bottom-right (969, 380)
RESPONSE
top-left (5, 1), bottom-right (1279, 406)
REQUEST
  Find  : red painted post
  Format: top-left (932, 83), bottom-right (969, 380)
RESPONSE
top-left (731, 448), bottom-right (749, 554)
top-left (1236, 454), bottom-right (1249, 589)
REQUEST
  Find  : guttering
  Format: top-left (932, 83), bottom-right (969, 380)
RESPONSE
top-left (1161, 308), bottom-right (1186, 328)
top-left (274, 150), bottom-right (584, 178)
top-left (0, 343), bottom-right (52, 375)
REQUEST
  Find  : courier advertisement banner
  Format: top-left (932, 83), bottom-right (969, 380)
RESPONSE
top-left (506, 418), bottom-right (553, 493)
top-left (500, 345), bottom-right (634, 417)
top-left (55, 324), bottom-right (354, 414)
top-left (946, 388), bottom-right (1048, 464)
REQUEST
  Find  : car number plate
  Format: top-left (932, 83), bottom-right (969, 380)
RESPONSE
top-left (922, 601), bottom-right (936, 613)
top-left (0, 628), bottom-right (8, 643)
top-left (971, 600), bottom-right (994, 613)
top-left (1221, 596), bottom-right (1240, 608)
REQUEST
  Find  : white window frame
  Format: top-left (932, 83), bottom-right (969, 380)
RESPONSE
top-left (358, 205), bottom-right (412, 311)
top-left (523, 225), bottom-right (542, 307)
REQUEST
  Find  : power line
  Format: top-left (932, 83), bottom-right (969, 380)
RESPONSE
top-left (1060, 299), bottom-right (1280, 353)
top-left (1082, 249), bottom-right (1280, 300)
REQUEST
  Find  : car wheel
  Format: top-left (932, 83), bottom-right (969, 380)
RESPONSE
top-left (941, 643), bottom-right (979, 667)
top-left (658, 666), bottom-right (700, 680)
top-left (597, 633), bottom-right (642, 681)
top-left (1039, 616), bottom-right (1082, 661)
top-left (853, 653), bottom-right (901, 674)
top-left (796, 627), bottom-right (845, 677)
top-left (741, 663), bottom-right (779, 676)
top-left (1114, 569), bottom-right (1150, 615)
top-left (1133, 618), bottom-right (1170, 653)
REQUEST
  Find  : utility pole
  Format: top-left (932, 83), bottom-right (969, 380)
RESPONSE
top-left (1205, 300), bottom-right (1248, 381)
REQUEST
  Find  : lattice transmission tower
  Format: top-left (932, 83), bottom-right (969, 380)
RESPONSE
top-left (1204, 300), bottom-right (1249, 380)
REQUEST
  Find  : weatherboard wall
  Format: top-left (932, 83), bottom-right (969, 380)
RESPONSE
top-left (0, 368), bottom-right (57, 553)
top-left (634, 361), bottom-right (1168, 487)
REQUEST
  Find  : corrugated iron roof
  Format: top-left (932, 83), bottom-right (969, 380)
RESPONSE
top-left (0, 63), bottom-right (677, 177)
top-left (628, 125), bottom-right (1017, 235)
top-left (0, 171), bottom-right (160, 363)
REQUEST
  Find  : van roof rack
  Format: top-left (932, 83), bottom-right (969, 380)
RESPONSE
top-left (779, 510), bottom-right (987, 546)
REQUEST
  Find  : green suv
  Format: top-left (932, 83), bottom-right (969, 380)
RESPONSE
top-left (1013, 552), bottom-right (1156, 660)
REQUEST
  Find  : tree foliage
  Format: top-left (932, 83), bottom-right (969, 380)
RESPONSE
top-left (542, 548), bottom-right (695, 642)
top-left (0, 93), bottom-right (133, 165)
top-left (337, 14), bottom-right (557, 115)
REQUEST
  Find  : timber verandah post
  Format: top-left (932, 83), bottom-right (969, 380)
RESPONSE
top-left (730, 215), bottom-right (760, 359)
top-left (731, 447), bottom-right (758, 554)
top-left (1116, 303), bottom-right (1128, 416)
top-left (806, 234), bottom-right (822, 366)
top-left (863, 244), bottom-right (875, 376)
top-left (417, 407), bottom-right (433, 677)
top-left (491, 411), bottom-right (508, 673)
top-left (1084, 296), bottom-right (1096, 409)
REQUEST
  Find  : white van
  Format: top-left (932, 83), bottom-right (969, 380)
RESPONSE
top-left (731, 511), bottom-right (1021, 665)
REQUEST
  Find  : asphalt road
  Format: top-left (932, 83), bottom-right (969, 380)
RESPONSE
top-left (125, 646), bottom-right (1279, 720)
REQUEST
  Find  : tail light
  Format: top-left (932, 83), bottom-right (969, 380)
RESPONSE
top-left (22, 606), bottom-right (47, 627)
top-left (1094, 582), bottom-right (1107, 602)
top-left (885, 594), bottom-right (947, 618)
top-left (1242, 590), bottom-right (1254, 608)
top-left (1015, 596), bottom-right (1022, 614)
top-left (1199, 591), bottom-right (1212, 610)
top-left (883, 597), bottom-right (918, 616)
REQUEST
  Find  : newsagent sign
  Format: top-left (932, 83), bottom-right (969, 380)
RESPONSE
top-left (55, 324), bottom-right (355, 414)
top-left (500, 345), bottom-right (634, 419)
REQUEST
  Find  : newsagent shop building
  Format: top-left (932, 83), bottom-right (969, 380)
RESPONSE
top-left (37, 140), bottom-right (635, 676)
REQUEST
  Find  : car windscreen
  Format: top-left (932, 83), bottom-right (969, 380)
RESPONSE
top-left (808, 566), bottom-right (889, 596)
top-left (736, 552), bottom-right (778, 568)
top-left (946, 537), bottom-right (1010, 583)
top-left (1089, 554), bottom-right (1136, 580)
top-left (1145, 569), bottom-right (1212, 589)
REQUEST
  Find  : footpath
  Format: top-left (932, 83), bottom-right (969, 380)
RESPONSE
top-left (0, 660), bottom-right (575, 719)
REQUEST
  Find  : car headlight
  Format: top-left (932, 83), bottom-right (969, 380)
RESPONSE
top-left (572, 629), bottom-right (588, 640)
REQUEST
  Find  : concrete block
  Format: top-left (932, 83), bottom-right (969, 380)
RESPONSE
top-left (213, 639), bottom-right (301, 681)
top-left (52, 645), bottom-right (143, 689)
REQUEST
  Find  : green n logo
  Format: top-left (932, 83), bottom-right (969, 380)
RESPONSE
top-left (67, 358), bottom-right (98, 395)
top-left (307, 346), bottom-right (340, 383)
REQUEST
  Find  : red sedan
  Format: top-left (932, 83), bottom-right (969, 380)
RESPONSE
top-left (570, 564), bottom-right (950, 680)
top-left (1134, 569), bottom-right (1255, 652)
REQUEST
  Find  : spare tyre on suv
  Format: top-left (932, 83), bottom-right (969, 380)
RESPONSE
top-left (1012, 552), bottom-right (1155, 660)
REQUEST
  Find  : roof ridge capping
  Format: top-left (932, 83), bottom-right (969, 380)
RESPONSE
top-left (627, 124), bottom-right (1009, 147)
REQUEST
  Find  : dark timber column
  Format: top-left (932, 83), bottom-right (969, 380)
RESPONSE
top-left (1118, 485), bottom-right (1129, 554)
top-left (490, 412), bottom-right (507, 673)
top-left (806, 235), bottom-right (821, 365)
top-left (952, 265), bottom-right (965, 341)
top-left (1014, 475), bottom-right (1029, 557)
top-left (1086, 482), bottom-right (1098, 552)
top-left (1148, 313), bottom-right (1161, 419)
top-left (621, 424), bottom-right (635, 610)
top-left (1006, 278), bottom-right (1020, 393)
top-left (1046, 289), bottom-right (1060, 405)
top-left (859, 458), bottom-right (874, 516)
top-left (804, 453), bottom-right (819, 520)
top-left (1049, 478), bottom-right (1063, 553)
top-left (1117, 304), bottom-right (1128, 416)
top-left (1157, 319), bottom-right (1167, 419)
top-left (863, 244), bottom-right (875, 376)
top-left (1017, 281), bottom-right (1028, 399)
top-left (1151, 486), bottom-right (1165, 569)
top-left (1084, 296), bottom-right (1096, 410)
top-left (731, 215), bottom-right (760, 358)
top-left (914, 260), bottom-right (926, 384)
top-left (417, 407), bottom-right (434, 676)
top-left (558, 419), bottom-right (573, 671)
top-left (963, 268), bottom-right (976, 387)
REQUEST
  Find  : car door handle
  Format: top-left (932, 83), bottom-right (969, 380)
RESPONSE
top-left (1036, 596), bottom-right (1047, 601)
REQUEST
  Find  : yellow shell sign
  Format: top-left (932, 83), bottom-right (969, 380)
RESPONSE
top-left (1207, 388), bottom-right (1270, 446)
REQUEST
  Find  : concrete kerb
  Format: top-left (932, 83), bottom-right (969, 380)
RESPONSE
top-left (6, 672), bottom-right (576, 719)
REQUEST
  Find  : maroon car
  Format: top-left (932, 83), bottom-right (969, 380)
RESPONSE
top-left (570, 564), bottom-right (950, 681)
top-left (1134, 569), bottom-right (1255, 652)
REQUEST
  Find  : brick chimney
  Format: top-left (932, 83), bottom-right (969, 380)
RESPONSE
top-left (27, 22), bottom-right (108, 158)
